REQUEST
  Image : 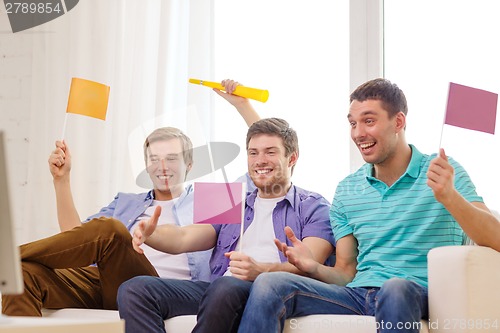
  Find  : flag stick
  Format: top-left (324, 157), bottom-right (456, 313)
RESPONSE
top-left (206, 142), bottom-right (216, 176)
top-left (239, 182), bottom-right (246, 252)
top-left (438, 122), bottom-right (445, 151)
top-left (221, 167), bottom-right (236, 208)
top-left (61, 113), bottom-right (68, 140)
top-left (438, 83), bottom-right (452, 151)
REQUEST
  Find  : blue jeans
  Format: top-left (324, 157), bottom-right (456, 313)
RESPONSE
top-left (192, 276), bottom-right (253, 333)
top-left (117, 276), bottom-right (210, 333)
top-left (237, 272), bottom-right (428, 333)
top-left (117, 275), bottom-right (252, 333)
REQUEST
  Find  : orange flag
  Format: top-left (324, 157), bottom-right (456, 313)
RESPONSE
top-left (66, 78), bottom-right (110, 120)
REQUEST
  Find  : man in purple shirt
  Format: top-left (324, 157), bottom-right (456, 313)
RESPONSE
top-left (118, 117), bottom-right (335, 333)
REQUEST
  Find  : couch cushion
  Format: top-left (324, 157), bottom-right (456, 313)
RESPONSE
top-left (43, 308), bottom-right (119, 320)
top-left (43, 309), bottom-right (428, 333)
top-left (43, 309), bottom-right (196, 333)
top-left (428, 245), bottom-right (500, 333)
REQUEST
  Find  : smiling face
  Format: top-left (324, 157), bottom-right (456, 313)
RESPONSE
top-left (146, 138), bottom-right (191, 200)
top-left (348, 99), bottom-right (406, 166)
top-left (247, 134), bottom-right (297, 198)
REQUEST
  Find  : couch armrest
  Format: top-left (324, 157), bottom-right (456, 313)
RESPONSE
top-left (428, 246), bottom-right (500, 333)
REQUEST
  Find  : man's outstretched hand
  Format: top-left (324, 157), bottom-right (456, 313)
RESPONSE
top-left (132, 205), bottom-right (161, 254)
top-left (274, 226), bottom-right (319, 275)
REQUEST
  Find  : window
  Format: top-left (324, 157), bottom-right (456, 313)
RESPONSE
top-left (385, 0), bottom-right (500, 208)
top-left (213, 1), bottom-right (350, 202)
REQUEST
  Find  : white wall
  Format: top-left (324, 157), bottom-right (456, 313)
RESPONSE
top-left (0, 16), bottom-right (32, 243)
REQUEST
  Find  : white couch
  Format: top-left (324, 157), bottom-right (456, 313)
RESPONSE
top-left (42, 245), bottom-right (500, 333)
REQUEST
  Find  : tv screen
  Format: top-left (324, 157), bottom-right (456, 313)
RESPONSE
top-left (0, 131), bottom-right (23, 297)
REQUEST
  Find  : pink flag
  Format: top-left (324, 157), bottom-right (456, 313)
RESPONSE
top-left (445, 82), bottom-right (498, 134)
top-left (193, 182), bottom-right (245, 224)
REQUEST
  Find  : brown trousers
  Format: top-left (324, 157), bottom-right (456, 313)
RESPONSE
top-left (1, 218), bottom-right (158, 316)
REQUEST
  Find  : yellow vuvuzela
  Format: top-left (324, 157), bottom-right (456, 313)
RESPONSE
top-left (189, 79), bottom-right (269, 103)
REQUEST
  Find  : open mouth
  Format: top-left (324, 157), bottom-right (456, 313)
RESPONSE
top-left (359, 142), bottom-right (376, 152)
top-left (255, 168), bottom-right (272, 175)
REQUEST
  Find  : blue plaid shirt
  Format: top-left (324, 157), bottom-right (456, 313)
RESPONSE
top-left (84, 184), bottom-right (212, 282)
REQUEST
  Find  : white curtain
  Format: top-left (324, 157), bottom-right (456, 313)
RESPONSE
top-left (20, 0), bottom-right (213, 242)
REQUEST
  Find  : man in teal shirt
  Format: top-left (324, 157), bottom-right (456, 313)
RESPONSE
top-left (237, 78), bottom-right (500, 333)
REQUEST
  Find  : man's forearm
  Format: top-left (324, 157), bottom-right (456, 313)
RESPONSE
top-left (235, 99), bottom-right (260, 127)
top-left (144, 224), bottom-right (216, 254)
top-left (53, 177), bottom-right (81, 232)
top-left (445, 191), bottom-right (500, 251)
top-left (144, 224), bottom-right (185, 253)
top-left (260, 261), bottom-right (304, 275)
top-left (307, 264), bottom-right (355, 286)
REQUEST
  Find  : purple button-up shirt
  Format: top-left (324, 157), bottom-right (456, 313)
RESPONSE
top-left (209, 184), bottom-right (334, 281)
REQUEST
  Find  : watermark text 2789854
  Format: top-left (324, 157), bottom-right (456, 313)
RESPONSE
top-left (5, 2), bottom-right (62, 14)
top-left (3, 0), bottom-right (80, 33)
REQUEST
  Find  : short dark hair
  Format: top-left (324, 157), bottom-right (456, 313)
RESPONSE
top-left (350, 78), bottom-right (408, 118)
top-left (143, 127), bottom-right (193, 166)
top-left (246, 118), bottom-right (299, 158)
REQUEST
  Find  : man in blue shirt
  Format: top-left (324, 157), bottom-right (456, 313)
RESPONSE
top-left (118, 117), bottom-right (335, 333)
top-left (236, 78), bottom-right (500, 333)
top-left (1, 80), bottom-right (260, 317)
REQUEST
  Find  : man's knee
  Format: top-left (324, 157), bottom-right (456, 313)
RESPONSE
top-left (21, 261), bottom-right (52, 288)
top-left (247, 272), bottom-right (295, 302)
top-left (117, 276), bottom-right (153, 303)
top-left (378, 278), bottom-right (421, 304)
top-left (204, 277), bottom-right (251, 305)
top-left (84, 218), bottom-right (130, 240)
top-left (253, 272), bottom-right (291, 288)
top-left (208, 276), bottom-right (249, 293)
top-left (2, 262), bottom-right (49, 316)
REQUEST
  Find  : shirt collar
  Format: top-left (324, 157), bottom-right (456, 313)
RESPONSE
top-left (365, 144), bottom-right (423, 181)
top-left (246, 183), bottom-right (296, 209)
top-left (405, 144), bottom-right (424, 179)
top-left (147, 184), bottom-right (191, 206)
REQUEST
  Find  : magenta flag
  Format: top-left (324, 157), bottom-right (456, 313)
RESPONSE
top-left (193, 182), bottom-right (244, 224)
top-left (445, 82), bottom-right (498, 134)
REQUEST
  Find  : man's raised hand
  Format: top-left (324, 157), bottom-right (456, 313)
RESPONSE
top-left (132, 205), bottom-right (161, 254)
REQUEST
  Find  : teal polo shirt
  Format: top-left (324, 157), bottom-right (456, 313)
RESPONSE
top-left (330, 145), bottom-right (483, 288)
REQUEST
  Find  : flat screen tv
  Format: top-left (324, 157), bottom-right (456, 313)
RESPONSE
top-left (0, 131), bottom-right (23, 298)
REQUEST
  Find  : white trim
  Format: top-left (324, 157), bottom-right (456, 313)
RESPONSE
top-left (349, 0), bottom-right (384, 172)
